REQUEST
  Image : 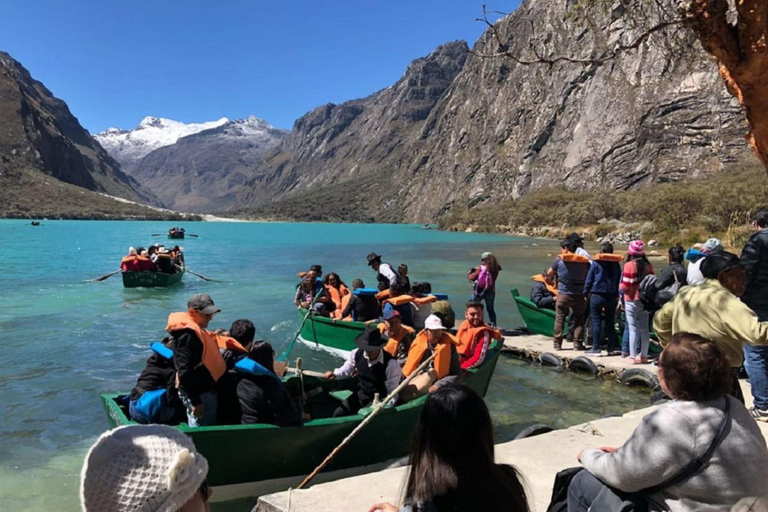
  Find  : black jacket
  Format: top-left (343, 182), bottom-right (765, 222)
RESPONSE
top-left (341, 294), bottom-right (381, 322)
top-left (656, 262), bottom-right (687, 291)
top-left (530, 282), bottom-right (555, 309)
top-left (130, 352), bottom-right (178, 402)
top-left (237, 374), bottom-right (301, 426)
top-left (173, 329), bottom-right (216, 406)
top-left (742, 228), bottom-right (768, 315)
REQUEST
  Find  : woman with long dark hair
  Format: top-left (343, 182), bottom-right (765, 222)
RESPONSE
top-left (620, 240), bottom-right (654, 363)
top-left (323, 272), bottom-right (349, 317)
top-left (468, 252), bottom-right (502, 328)
top-left (368, 385), bottom-right (529, 512)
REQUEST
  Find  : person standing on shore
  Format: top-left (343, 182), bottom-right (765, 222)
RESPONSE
top-left (740, 207), bottom-right (768, 420)
top-left (653, 251), bottom-right (768, 403)
top-left (620, 240), bottom-right (654, 364)
top-left (583, 242), bottom-right (622, 356)
top-left (467, 252), bottom-right (501, 328)
top-left (548, 239), bottom-right (590, 351)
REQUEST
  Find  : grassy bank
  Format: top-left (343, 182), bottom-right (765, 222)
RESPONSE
top-left (438, 163), bottom-right (768, 249)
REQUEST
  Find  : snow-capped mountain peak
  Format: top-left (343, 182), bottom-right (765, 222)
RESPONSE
top-left (94, 116), bottom-right (229, 170)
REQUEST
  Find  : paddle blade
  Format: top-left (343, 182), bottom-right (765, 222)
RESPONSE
top-left (86, 269), bottom-right (121, 282)
top-left (187, 234), bottom-right (199, 238)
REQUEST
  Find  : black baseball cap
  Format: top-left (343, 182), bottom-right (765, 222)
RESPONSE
top-left (187, 293), bottom-right (220, 315)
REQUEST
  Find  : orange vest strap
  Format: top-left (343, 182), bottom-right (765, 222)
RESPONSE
top-left (384, 295), bottom-right (414, 307)
top-left (166, 312), bottom-right (226, 382)
top-left (216, 335), bottom-right (247, 353)
top-left (376, 289), bottom-right (391, 301)
top-left (531, 275), bottom-right (559, 297)
top-left (593, 253), bottom-right (624, 262)
top-left (413, 295), bottom-right (437, 306)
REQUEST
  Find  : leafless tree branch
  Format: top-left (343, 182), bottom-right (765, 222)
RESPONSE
top-left (470, 3), bottom-right (685, 65)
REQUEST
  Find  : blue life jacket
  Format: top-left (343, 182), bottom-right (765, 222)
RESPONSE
top-left (150, 341), bottom-right (174, 360)
top-left (353, 288), bottom-right (378, 296)
top-left (234, 358), bottom-right (284, 391)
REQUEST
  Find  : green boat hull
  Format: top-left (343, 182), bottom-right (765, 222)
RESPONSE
top-left (298, 308), bottom-right (368, 353)
top-left (511, 288), bottom-right (659, 347)
top-left (100, 342), bottom-right (500, 495)
top-left (122, 270), bottom-right (185, 288)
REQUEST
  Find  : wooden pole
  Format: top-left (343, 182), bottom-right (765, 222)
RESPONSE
top-left (296, 352), bottom-right (438, 489)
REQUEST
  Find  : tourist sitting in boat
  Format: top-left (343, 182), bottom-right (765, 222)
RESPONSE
top-left (294, 271), bottom-right (332, 316)
top-left (170, 293), bottom-right (228, 427)
top-left (409, 282), bottom-right (433, 330)
top-left (128, 336), bottom-right (185, 425)
top-left (217, 319), bottom-right (259, 425)
top-left (368, 385), bottom-right (529, 512)
top-left (324, 272), bottom-right (349, 317)
top-left (548, 238), bottom-right (591, 351)
top-left (325, 326), bottom-right (402, 417)
top-left (456, 301), bottom-right (502, 370)
top-left (220, 319), bottom-right (256, 369)
top-left (400, 315), bottom-right (461, 403)
top-left (530, 271), bottom-right (557, 310)
top-left (380, 309), bottom-right (415, 366)
top-left (237, 341), bottom-right (303, 426)
top-left (121, 247), bottom-right (142, 271)
top-left (567, 332), bottom-right (768, 512)
top-left (170, 245), bottom-right (184, 268)
top-left (398, 264), bottom-right (411, 292)
top-left (382, 283), bottom-right (415, 327)
top-left (654, 251), bottom-right (768, 403)
top-left (339, 279), bottom-right (381, 322)
top-left (155, 247), bottom-right (177, 274)
top-left (80, 424), bottom-right (211, 512)
top-left (367, 252), bottom-right (402, 291)
top-left (297, 264), bottom-right (323, 280)
top-left (583, 242), bottom-right (622, 357)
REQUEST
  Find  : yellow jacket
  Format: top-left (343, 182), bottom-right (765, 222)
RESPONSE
top-left (653, 279), bottom-right (768, 367)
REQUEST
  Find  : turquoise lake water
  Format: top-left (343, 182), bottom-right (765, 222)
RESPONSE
top-left (0, 220), bottom-right (650, 511)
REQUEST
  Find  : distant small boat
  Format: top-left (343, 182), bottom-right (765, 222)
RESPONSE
top-left (122, 269), bottom-right (184, 288)
top-left (30, 221), bottom-right (40, 226)
top-left (168, 230), bottom-right (185, 240)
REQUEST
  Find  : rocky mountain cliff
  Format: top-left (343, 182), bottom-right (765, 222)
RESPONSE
top-left (0, 51), bottom-right (160, 210)
top-left (236, 0), bottom-right (748, 222)
top-left (128, 116), bottom-right (287, 211)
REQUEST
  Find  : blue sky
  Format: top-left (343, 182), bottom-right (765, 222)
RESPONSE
top-left (0, 1), bottom-right (515, 133)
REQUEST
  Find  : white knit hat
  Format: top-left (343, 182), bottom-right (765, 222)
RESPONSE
top-left (80, 425), bottom-right (208, 512)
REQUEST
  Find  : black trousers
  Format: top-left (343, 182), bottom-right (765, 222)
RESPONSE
top-left (332, 393), bottom-right (367, 418)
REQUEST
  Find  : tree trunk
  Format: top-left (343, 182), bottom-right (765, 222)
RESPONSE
top-left (683, 0), bottom-right (768, 170)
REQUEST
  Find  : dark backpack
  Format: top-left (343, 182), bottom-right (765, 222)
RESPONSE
top-left (638, 274), bottom-right (658, 311)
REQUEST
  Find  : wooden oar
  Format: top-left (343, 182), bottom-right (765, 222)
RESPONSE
top-left (296, 352), bottom-right (438, 489)
top-left (278, 287), bottom-right (326, 362)
top-left (86, 269), bottom-right (121, 282)
top-left (187, 234), bottom-right (199, 238)
top-left (185, 269), bottom-right (216, 282)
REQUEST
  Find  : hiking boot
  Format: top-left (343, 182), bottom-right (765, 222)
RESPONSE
top-left (553, 341), bottom-right (562, 351)
top-left (749, 406), bottom-right (768, 422)
top-left (574, 342), bottom-right (587, 351)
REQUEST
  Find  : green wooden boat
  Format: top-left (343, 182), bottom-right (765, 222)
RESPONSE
top-left (100, 340), bottom-right (500, 501)
top-left (122, 270), bottom-right (185, 288)
top-left (511, 288), bottom-right (562, 337)
top-left (297, 309), bottom-right (368, 355)
top-left (167, 232), bottom-right (185, 240)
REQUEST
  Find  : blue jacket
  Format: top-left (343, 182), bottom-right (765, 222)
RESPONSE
top-left (584, 260), bottom-right (621, 296)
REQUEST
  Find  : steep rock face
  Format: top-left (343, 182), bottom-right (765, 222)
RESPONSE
top-left (237, 0), bottom-right (747, 222)
top-left (395, 0), bottom-right (747, 220)
top-left (0, 51), bottom-right (158, 205)
top-left (237, 41), bottom-right (469, 213)
top-left (94, 116), bottom-right (229, 172)
top-left (130, 116), bottom-right (287, 212)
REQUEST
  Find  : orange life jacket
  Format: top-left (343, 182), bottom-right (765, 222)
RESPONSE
top-left (455, 320), bottom-right (501, 358)
top-left (165, 312), bottom-right (227, 382)
top-left (559, 253), bottom-right (591, 264)
top-left (376, 289), bottom-right (391, 301)
top-left (383, 294), bottom-right (415, 307)
top-left (531, 274), bottom-right (559, 297)
top-left (327, 285), bottom-right (349, 311)
top-left (335, 292), bottom-right (353, 321)
top-left (381, 323), bottom-right (415, 357)
top-left (593, 253), bottom-right (624, 263)
top-left (412, 295), bottom-right (437, 306)
top-left (403, 330), bottom-right (457, 379)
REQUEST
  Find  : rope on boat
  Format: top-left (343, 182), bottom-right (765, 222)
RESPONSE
top-left (296, 352), bottom-right (438, 489)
